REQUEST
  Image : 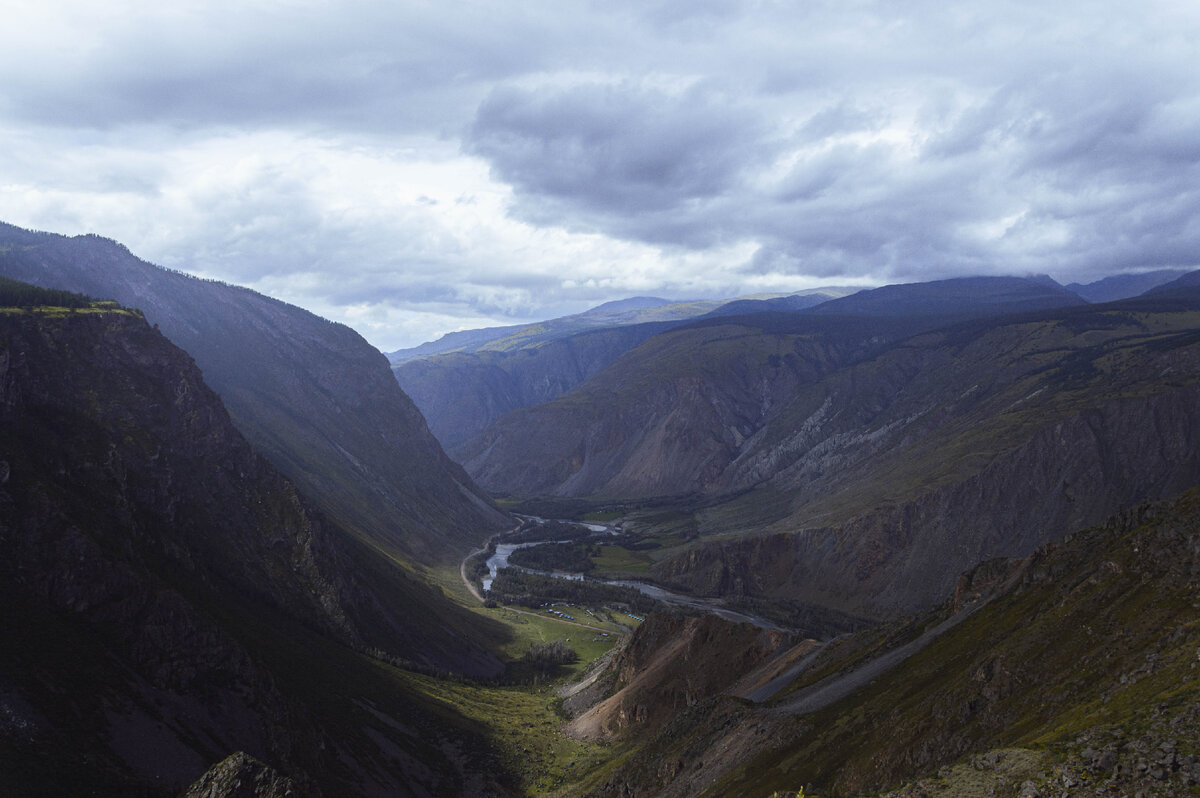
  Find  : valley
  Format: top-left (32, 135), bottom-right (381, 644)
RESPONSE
top-left (3, 222), bottom-right (1200, 797)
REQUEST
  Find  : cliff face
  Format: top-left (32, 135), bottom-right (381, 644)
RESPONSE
top-left (0, 222), bottom-right (507, 564)
top-left (0, 308), bottom-right (504, 796)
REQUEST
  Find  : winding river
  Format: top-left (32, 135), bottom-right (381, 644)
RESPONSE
top-left (482, 521), bottom-right (788, 632)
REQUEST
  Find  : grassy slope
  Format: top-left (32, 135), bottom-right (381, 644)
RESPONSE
top-left (588, 488), bottom-right (1200, 798)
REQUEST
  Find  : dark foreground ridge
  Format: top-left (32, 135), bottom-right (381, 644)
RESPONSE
top-left (0, 299), bottom-right (508, 795)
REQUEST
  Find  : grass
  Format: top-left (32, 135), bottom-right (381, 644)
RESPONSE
top-left (396, 669), bottom-right (615, 796)
top-left (489, 606), bottom-right (618, 676)
top-left (590, 545), bottom-right (654, 574)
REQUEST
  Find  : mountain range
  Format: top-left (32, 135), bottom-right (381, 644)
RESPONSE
top-left (5, 216), bottom-right (1200, 797)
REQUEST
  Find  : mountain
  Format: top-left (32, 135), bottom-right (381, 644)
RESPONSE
top-left (386, 321), bottom-right (530, 363)
top-left (577, 487), bottom-right (1200, 797)
top-left (1144, 268), bottom-right (1200, 294)
top-left (648, 293), bottom-right (1200, 616)
top-left (1067, 268), bottom-right (1192, 302)
top-left (456, 311), bottom-right (932, 498)
top-left (455, 276), bottom-right (1089, 501)
top-left (808, 274), bottom-right (1087, 317)
top-left (697, 287), bottom-right (852, 318)
top-left (0, 293), bottom-right (507, 795)
top-left (456, 284), bottom-right (1200, 625)
top-left (0, 222), bottom-right (507, 565)
top-left (386, 295), bottom-right (724, 364)
top-left (396, 321), bottom-right (680, 451)
top-left (391, 290), bottom-right (857, 453)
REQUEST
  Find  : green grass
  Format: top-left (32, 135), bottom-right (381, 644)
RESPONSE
top-left (397, 669), bottom-right (615, 796)
top-left (489, 606), bottom-right (617, 675)
top-left (590, 545), bottom-right (654, 574)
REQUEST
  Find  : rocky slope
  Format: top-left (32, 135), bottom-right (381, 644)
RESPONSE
top-left (396, 322), bottom-right (677, 452)
top-left (458, 312), bottom-right (930, 498)
top-left (181, 753), bottom-right (299, 798)
top-left (650, 295), bottom-right (1200, 616)
top-left (579, 487), bottom-right (1200, 798)
top-left (0, 221), bottom-right (507, 565)
top-left (0, 299), bottom-right (508, 795)
top-left (456, 277), bottom-right (1088, 500)
top-left (565, 613), bottom-right (796, 742)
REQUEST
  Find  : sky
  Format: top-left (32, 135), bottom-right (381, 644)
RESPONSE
top-left (2, 1), bottom-right (1199, 351)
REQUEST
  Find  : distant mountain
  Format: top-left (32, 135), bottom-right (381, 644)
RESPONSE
top-left (455, 311), bottom-right (933, 498)
top-left (0, 295), bottom-right (506, 795)
top-left (392, 289), bottom-right (854, 452)
top-left (387, 321), bottom-right (530, 363)
top-left (396, 321), bottom-right (679, 451)
top-left (0, 221), bottom-right (507, 565)
top-left (386, 295), bottom-right (723, 363)
top-left (1066, 268), bottom-right (1192, 302)
top-left (1143, 268), bottom-right (1200, 295)
top-left (809, 274), bottom-right (1086, 316)
top-left (700, 287), bottom-right (854, 318)
top-left (584, 296), bottom-right (674, 313)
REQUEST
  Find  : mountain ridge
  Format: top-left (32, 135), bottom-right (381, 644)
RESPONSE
top-left (0, 300), bottom-right (508, 795)
top-left (0, 222), bottom-right (508, 565)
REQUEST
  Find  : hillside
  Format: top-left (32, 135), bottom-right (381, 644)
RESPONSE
top-left (0, 222), bottom-right (507, 565)
top-left (0, 298), bottom-right (509, 795)
top-left (396, 321), bottom-right (679, 451)
top-left (578, 487), bottom-right (1200, 797)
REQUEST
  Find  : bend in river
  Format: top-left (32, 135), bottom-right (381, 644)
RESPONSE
top-left (482, 520), bottom-right (788, 633)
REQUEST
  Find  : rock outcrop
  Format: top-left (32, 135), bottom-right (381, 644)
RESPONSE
top-left (182, 752), bottom-right (301, 798)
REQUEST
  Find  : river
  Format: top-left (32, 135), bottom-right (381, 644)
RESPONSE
top-left (482, 520), bottom-right (788, 633)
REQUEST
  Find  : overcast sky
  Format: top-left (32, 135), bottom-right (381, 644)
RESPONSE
top-left (2, 1), bottom-right (1199, 350)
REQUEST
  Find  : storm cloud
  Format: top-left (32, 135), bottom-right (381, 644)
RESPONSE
top-left (1, 0), bottom-right (1197, 349)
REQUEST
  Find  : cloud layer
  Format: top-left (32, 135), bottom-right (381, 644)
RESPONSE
top-left (1, 0), bottom-right (1198, 349)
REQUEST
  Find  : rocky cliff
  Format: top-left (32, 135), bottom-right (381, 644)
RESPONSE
top-left (0, 221), bottom-right (507, 565)
top-left (0, 303), bottom-right (506, 796)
